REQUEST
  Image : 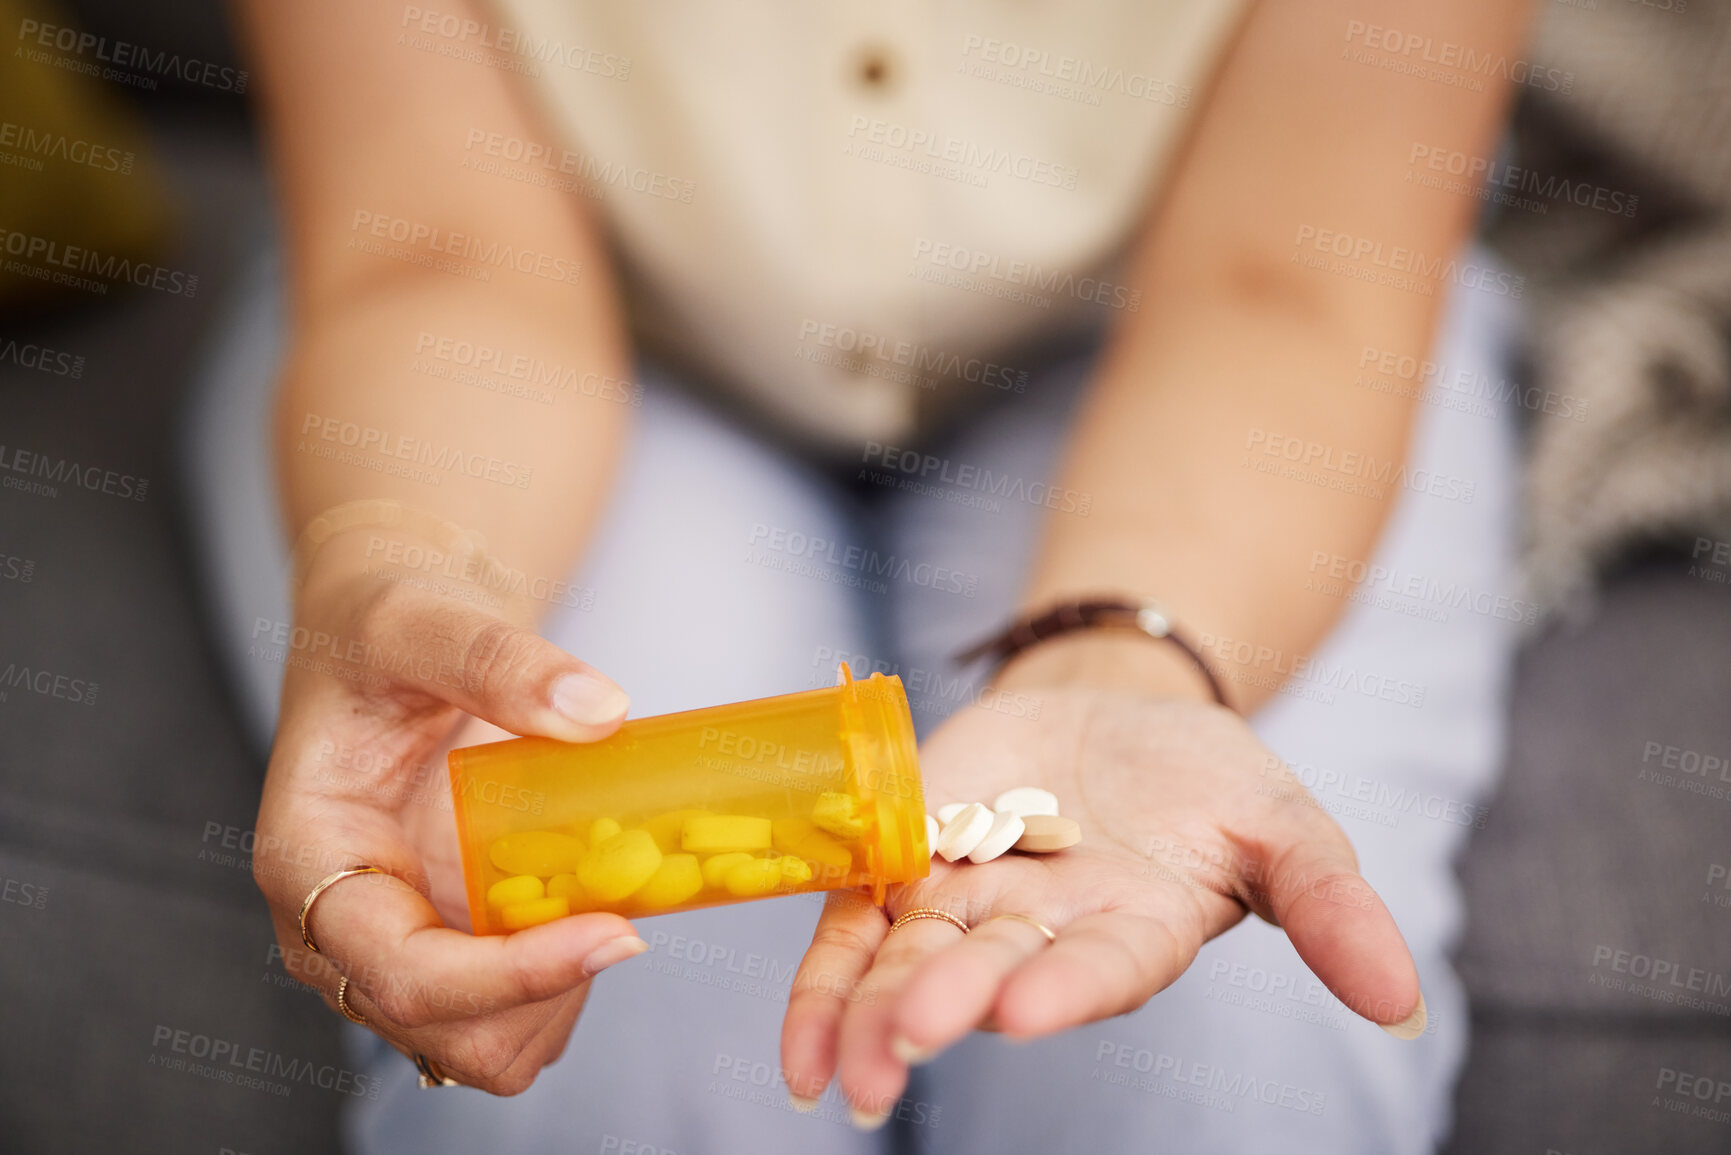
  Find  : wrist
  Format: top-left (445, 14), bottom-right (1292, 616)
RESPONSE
top-left (991, 629), bottom-right (1222, 705)
top-left (293, 523), bottom-right (537, 630)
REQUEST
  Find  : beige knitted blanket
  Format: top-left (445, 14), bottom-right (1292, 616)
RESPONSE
top-left (1487, 0), bottom-right (1731, 614)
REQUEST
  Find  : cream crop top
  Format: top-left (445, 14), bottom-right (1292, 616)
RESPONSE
top-left (484, 0), bottom-right (1247, 450)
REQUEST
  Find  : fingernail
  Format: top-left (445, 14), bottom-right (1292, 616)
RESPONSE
top-left (890, 1035), bottom-right (937, 1065)
top-left (849, 1105), bottom-right (889, 1131)
top-left (788, 1093), bottom-right (819, 1113)
top-left (551, 672), bottom-right (629, 726)
top-left (1380, 992), bottom-right (1427, 1040)
top-left (582, 935), bottom-right (648, 976)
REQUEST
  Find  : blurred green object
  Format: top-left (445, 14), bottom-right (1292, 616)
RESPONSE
top-left (0, 0), bottom-right (174, 308)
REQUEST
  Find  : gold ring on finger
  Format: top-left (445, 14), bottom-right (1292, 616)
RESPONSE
top-left (888, 907), bottom-right (969, 935)
top-left (413, 1052), bottom-right (460, 1089)
top-left (336, 976), bottom-right (368, 1025)
top-left (987, 913), bottom-right (1057, 943)
top-left (298, 865), bottom-right (385, 954)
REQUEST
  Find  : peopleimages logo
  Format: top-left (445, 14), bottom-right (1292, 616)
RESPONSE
top-left (746, 524), bottom-right (980, 598)
top-left (958, 35), bottom-right (1191, 107)
top-left (797, 320), bottom-right (1028, 393)
top-left (845, 116), bottom-right (1079, 190)
top-left (1407, 143), bottom-right (1637, 217)
top-left (462, 128), bottom-right (694, 203)
top-left (399, 6), bottom-right (631, 80)
top-left (0, 661), bottom-right (99, 706)
top-left (1196, 631), bottom-right (1428, 709)
top-left (1266, 756), bottom-right (1489, 829)
top-left (810, 645), bottom-right (1043, 721)
top-left (1342, 20), bottom-right (1573, 94)
top-left (0, 227), bottom-right (198, 297)
top-left (860, 441), bottom-right (1090, 514)
top-left (1092, 1040), bottom-right (1328, 1115)
top-left (148, 1025), bottom-right (381, 1099)
top-left (1244, 428), bottom-right (1476, 504)
top-left (1356, 344), bottom-right (1588, 423)
top-left (1292, 225), bottom-right (1523, 299)
top-left (412, 331), bottom-right (643, 407)
top-left (0, 442), bottom-right (149, 501)
top-left (349, 211), bottom-right (582, 285)
top-left (0, 119), bottom-right (135, 174)
top-left (0, 337), bottom-right (85, 379)
top-left (1306, 549), bottom-right (1538, 626)
top-left (1589, 945), bottom-right (1731, 1011)
top-left (1, 875), bottom-right (47, 910)
top-left (910, 238), bottom-right (1141, 311)
top-left (15, 18), bottom-right (249, 92)
top-left (296, 411), bottom-right (535, 490)
top-left (1653, 1066), bottom-right (1731, 1126)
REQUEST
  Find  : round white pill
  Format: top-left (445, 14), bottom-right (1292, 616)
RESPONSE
top-left (936, 802), bottom-right (972, 824)
top-left (925, 813), bottom-right (940, 852)
top-left (966, 810), bottom-right (1026, 864)
top-left (991, 787), bottom-right (1059, 818)
top-left (934, 803), bottom-right (994, 862)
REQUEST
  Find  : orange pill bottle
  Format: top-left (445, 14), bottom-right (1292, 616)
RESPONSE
top-left (448, 665), bottom-right (928, 935)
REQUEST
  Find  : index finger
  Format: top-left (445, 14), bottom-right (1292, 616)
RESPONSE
top-left (780, 889), bottom-right (888, 1105)
top-left (290, 863), bottom-right (644, 1028)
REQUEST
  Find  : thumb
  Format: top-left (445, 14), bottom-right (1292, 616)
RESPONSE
top-left (366, 588), bottom-right (629, 741)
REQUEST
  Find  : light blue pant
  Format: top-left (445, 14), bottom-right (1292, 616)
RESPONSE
top-left (183, 248), bottom-right (1522, 1154)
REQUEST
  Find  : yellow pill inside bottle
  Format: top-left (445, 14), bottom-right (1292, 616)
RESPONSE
top-left (724, 856), bottom-right (814, 898)
top-left (500, 895), bottom-right (570, 931)
top-left (449, 666), bottom-right (929, 934)
top-left (486, 875), bottom-right (545, 909)
top-left (771, 817), bottom-right (854, 882)
top-left (701, 852), bottom-right (753, 889)
top-left (643, 809), bottom-right (712, 854)
top-left (635, 854), bottom-right (704, 909)
top-left (811, 792), bottom-right (868, 839)
top-left (682, 814), bottom-right (772, 855)
top-left (546, 873), bottom-right (585, 902)
top-left (577, 829), bottom-right (662, 903)
top-left (488, 831), bottom-right (585, 877)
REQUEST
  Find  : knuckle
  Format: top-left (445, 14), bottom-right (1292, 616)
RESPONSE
top-left (461, 618), bottom-right (534, 697)
top-left (785, 983), bottom-right (834, 1010)
top-left (249, 831), bottom-right (289, 899)
top-left (542, 1027), bottom-right (575, 1067)
top-left (375, 985), bottom-right (432, 1030)
top-left (487, 1065), bottom-right (540, 1097)
top-left (807, 922), bottom-right (876, 961)
top-left (503, 947), bottom-right (564, 1006)
top-left (454, 1030), bottom-right (521, 1083)
top-left (356, 579), bottom-right (417, 647)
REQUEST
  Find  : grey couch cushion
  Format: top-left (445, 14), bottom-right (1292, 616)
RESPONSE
top-left (1445, 554), bottom-right (1731, 1154)
top-left (0, 121), bottom-right (346, 1154)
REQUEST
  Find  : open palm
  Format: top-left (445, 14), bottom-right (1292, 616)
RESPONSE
top-left (780, 687), bottom-right (1424, 1125)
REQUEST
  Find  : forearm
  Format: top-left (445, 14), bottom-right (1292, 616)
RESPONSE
top-left (1008, 283), bottom-right (1429, 711)
top-left (242, 0), bottom-right (634, 630)
top-left (1000, 0), bottom-right (1530, 711)
top-left (277, 271), bottom-right (630, 629)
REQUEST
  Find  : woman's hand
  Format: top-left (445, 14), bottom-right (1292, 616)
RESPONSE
top-left (252, 542), bottom-right (645, 1095)
top-left (780, 681), bottom-right (1423, 1125)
